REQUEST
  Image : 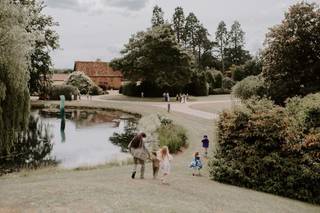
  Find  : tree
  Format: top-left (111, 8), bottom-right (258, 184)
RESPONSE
top-left (172, 7), bottom-right (185, 44)
top-left (225, 21), bottom-right (251, 66)
top-left (194, 24), bottom-right (211, 68)
top-left (185, 13), bottom-right (199, 54)
top-left (110, 25), bottom-right (192, 89)
top-left (215, 21), bottom-right (228, 73)
top-left (262, 2), bottom-right (320, 104)
top-left (0, 0), bottom-right (32, 153)
top-left (16, 0), bottom-right (59, 96)
top-left (151, 5), bottom-right (164, 27)
top-left (65, 71), bottom-right (100, 94)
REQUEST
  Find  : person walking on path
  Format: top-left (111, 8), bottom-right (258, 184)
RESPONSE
top-left (158, 146), bottom-right (173, 185)
top-left (201, 135), bottom-right (209, 157)
top-left (189, 152), bottom-right (203, 176)
top-left (128, 132), bottom-right (149, 179)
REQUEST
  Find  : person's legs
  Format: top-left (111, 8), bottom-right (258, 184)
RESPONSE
top-left (132, 157), bottom-right (138, 179)
top-left (139, 159), bottom-right (145, 179)
top-left (153, 166), bottom-right (159, 179)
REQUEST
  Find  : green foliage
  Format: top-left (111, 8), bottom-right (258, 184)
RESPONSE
top-left (0, 0), bottom-right (31, 154)
top-left (151, 5), bottom-right (164, 27)
top-left (209, 97), bottom-right (320, 204)
top-left (1, 115), bottom-right (54, 175)
top-left (16, 0), bottom-right (59, 96)
top-left (187, 71), bottom-right (209, 96)
top-left (222, 77), bottom-right (235, 90)
top-left (215, 21), bottom-right (228, 72)
top-left (109, 120), bottom-right (137, 152)
top-left (66, 71), bottom-right (98, 94)
top-left (262, 2), bottom-right (320, 104)
top-left (48, 85), bottom-right (78, 101)
top-left (89, 85), bottom-right (103, 96)
top-left (110, 24), bottom-right (192, 89)
top-left (210, 88), bottom-right (231, 95)
top-left (172, 7), bottom-right (185, 44)
top-left (232, 75), bottom-right (267, 100)
top-left (157, 121), bottom-right (187, 154)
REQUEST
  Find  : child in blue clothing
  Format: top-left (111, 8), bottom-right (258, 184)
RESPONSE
top-left (189, 152), bottom-right (203, 176)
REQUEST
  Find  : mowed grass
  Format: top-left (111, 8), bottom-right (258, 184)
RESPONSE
top-left (0, 97), bottom-right (319, 213)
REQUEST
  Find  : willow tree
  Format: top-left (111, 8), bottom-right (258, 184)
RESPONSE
top-left (0, 0), bottom-right (32, 154)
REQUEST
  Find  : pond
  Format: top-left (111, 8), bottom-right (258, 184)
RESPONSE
top-left (32, 109), bottom-right (136, 168)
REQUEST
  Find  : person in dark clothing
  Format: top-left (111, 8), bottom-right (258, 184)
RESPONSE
top-left (201, 135), bottom-right (209, 157)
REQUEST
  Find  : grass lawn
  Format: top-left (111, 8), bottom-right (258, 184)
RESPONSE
top-left (0, 98), bottom-right (318, 213)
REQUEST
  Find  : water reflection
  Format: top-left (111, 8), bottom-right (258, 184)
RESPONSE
top-left (33, 109), bottom-right (134, 168)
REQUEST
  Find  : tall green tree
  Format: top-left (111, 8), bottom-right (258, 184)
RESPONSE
top-left (16, 0), bottom-right (59, 96)
top-left (0, 0), bottom-right (32, 153)
top-left (151, 5), bottom-right (164, 27)
top-left (110, 25), bottom-right (192, 88)
top-left (225, 21), bottom-right (251, 66)
top-left (185, 12), bottom-right (199, 54)
top-left (194, 24), bottom-right (211, 67)
top-left (215, 21), bottom-right (228, 73)
top-left (172, 6), bottom-right (185, 44)
top-left (262, 2), bottom-right (320, 104)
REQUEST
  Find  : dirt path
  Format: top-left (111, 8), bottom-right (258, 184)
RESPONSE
top-left (0, 96), bottom-right (319, 213)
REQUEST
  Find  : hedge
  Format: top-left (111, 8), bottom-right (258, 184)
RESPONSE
top-left (209, 97), bottom-right (320, 204)
top-left (48, 85), bottom-right (79, 100)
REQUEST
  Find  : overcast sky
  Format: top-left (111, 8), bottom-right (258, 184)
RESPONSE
top-left (43, 0), bottom-right (306, 69)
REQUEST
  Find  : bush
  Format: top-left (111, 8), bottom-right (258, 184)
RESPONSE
top-left (157, 122), bottom-right (187, 153)
top-left (122, 82), bottom-right (139, 96)
top-left (66, 71), bottom-right (97, 94)
top-left (109, 120), bottom-right (137, 152)
top-left (48, 85), bottom-right (78, 100)
top-left (232, 75), bottom-right (267, 100)
top-left (186, 72), bottom-right (209, 96)
top-left (209, 97), bottom-right (320, 204)
top-left (1, 116), bottom-right (54, 175)
top-left (89, 85), bottom-right (103, 96)
top-left (231, 59), bottom-right (262, 82)
top-left (210, 88), bottom-right (231, 95)
top-left (222, 77), bottom-right (235, 90)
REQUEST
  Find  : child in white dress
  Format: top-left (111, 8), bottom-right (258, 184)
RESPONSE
top-left (158, 146), bottom-right (173, 184)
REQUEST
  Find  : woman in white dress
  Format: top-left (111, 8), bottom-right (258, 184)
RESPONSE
top-left (158, 146), bottom-right (173, 184)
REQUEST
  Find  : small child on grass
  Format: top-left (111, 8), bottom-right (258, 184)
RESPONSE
top-left (158, 146), bottom-right (173, 184)
top-left (190, 152), bottom-right (203, 176)
top-left (150, 151), bottom-right (160, 179)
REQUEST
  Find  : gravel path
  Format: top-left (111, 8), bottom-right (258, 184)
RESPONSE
top-left (0, 96), bottom-right (319, 213)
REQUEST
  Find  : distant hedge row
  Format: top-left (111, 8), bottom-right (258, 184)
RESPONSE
top-left (209, 95), bottom-right (320, 204)
top-left (120, 70), bottom-right (235, 97)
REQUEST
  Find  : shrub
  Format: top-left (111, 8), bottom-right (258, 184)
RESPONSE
top-left (210, 88), bottom-right (231, 95)
top-left (157, 123), bottom-right (187, 153)
top-left (89, 85), bottom-right (103, 96)
top-left (187, 72), bottom-right (209, 96)
top-left (48, 85), bottom-right (78, 100)
top-left (1, 116), bottom-right (55, 175)
top-left (122, 82), bottom-right (139, 96)
top-left (109, 120), bottom-right (137, 152)
top-left (211, 70), bottom-right (223, 89)
top-left (209, 97), bottom-right (320, 204)
top-left (66, 71), bottom-right (97, 94)
top-left (222, 77), bottom-right (235, 90)
top-left (232, 75), bottom-right (267, 100)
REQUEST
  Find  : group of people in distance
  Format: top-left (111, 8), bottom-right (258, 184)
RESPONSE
top-left (128, 132), bottom-right (210, 184)
top-left (162, 92), bottom-right (189, 103)
top-left (176, 93), bottom-right (189, 103)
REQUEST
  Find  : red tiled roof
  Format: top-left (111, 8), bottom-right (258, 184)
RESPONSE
top-left (74, 61), bottom-right (123, 77)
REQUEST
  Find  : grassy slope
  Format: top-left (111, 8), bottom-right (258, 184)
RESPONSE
top-left (0, 96), bottom-right (319, 212)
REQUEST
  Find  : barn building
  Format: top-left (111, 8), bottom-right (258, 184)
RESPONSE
top-left (73, 61), bottom-right (123, 90)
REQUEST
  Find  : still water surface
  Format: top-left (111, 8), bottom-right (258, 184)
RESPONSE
top-left (33, 109), bottom-right (134, 168)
